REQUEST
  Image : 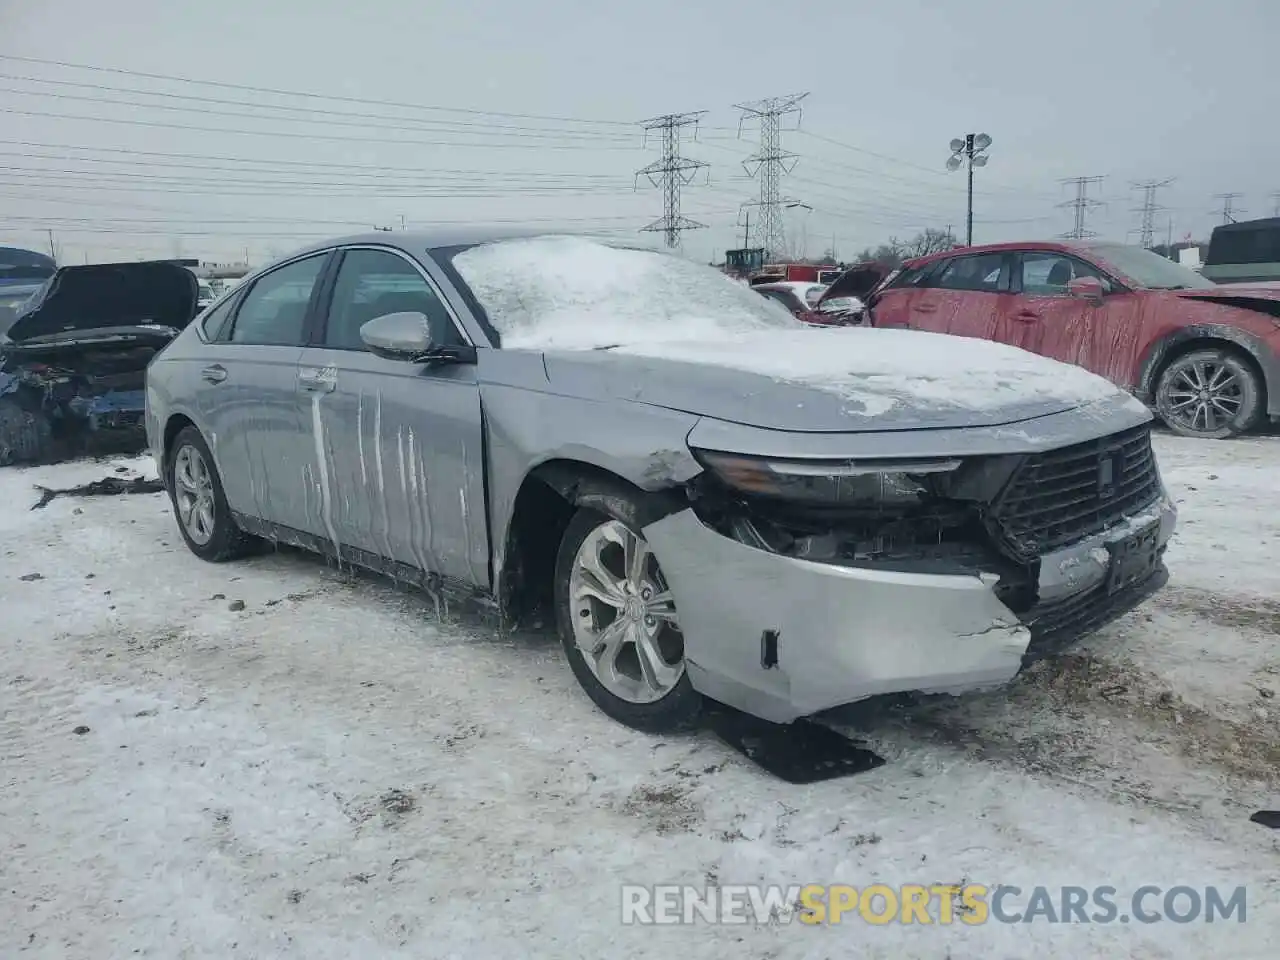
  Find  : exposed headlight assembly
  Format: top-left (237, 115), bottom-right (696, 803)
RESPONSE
top-left (692, 449), bottom-right (962, 507)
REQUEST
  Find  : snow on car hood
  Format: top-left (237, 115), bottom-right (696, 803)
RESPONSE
top-left (543, 327), bottom-right (1145, 433)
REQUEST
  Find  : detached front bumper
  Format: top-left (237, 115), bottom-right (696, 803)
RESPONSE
top-left (642, 495), bottom-right (1176, 724)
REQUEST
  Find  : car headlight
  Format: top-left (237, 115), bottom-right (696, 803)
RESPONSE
top-left (692, 449), bottom-right (961, 507)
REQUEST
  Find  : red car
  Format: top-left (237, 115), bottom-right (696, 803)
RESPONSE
top-left (821, 241), bottom-right (1280, 439)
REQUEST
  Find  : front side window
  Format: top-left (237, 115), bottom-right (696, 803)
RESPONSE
top-left (199, 296), bottom-right (237, 341)
top-left (324, 249), bottom-right (462, 350)
top-left (932, 253), bottom-right (1007, 292)
top-left (229, 253), bottom-right (327, 345)
top-left (1019, 252), bottom-right (1105, 296)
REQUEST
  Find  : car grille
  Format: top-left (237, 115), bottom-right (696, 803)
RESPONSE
top-left (989, 423), bottom-right (1161, 558)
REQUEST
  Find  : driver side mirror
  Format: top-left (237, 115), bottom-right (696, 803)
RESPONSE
top-left (1066, 276), bottom-right (1104, 302)
top-left (360, 311), bottom-right (433, 360)
top-left (359, 311), bottom-right (476, 364)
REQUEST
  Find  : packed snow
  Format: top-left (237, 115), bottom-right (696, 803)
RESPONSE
top-left (1, 435), bottom-right (1277, 959)
top-left (617, 328), bottom-right (1133, 416)
top-left (450, 235), bottom-right (801, 350)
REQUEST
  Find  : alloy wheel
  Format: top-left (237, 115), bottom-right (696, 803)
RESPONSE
top-left (567, 519), bottom-right (685, 704)
top-left (173, 444), bottom-right (216, 545)
top-left (1163, 358), bottom-right (1244, 434)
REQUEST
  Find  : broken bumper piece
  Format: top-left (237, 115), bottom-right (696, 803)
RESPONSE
top-left (642, 495), bottom-right (1176, 724)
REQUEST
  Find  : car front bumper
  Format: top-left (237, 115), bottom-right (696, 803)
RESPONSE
top-left (641, 495), bottom-right (1176, 723)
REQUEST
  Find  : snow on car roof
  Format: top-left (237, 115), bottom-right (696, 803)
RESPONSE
top-left (449, 235), bottom-right (801, 350)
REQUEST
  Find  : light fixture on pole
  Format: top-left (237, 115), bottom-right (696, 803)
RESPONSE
top-left (946, 133), bottom-right (992, 247)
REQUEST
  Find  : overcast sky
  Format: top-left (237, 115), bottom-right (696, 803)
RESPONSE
top-left (2, 0), bottom-right (1277, 266)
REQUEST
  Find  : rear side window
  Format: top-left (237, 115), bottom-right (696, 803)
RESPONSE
top-left (932, 254), bottom-right (1008, 292)
top-left (228, 254), bottom-right (327, 346)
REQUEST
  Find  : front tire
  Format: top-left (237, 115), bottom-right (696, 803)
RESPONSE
top-left (553, 498), bottom-right (701, 733)
top-left (168, 426), bottom-right (255, 561)
top-left (1155, 347), bottom-right (1263, 439)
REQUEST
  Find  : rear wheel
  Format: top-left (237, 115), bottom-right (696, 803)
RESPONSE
top-left (168, 426), bottom-right (255, 561)
top-left (554, 498), bottom-right (701, 732)
top-left (1155, 347), bottom-right (1263, 439)
top-left (0, 395), bottom-right (52, 466)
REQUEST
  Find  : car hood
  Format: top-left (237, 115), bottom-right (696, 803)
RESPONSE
top-left (3, 260), bottom-right (198, 343)
top-left (540, 327), bottom-right (1139, 433)
top-left (816, 262), bottom-right (894, 304)
top-left (1169, 285), bottom-right (1280, 319)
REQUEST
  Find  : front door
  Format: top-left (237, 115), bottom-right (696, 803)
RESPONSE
top-left (196, 251), bottom-right (331, 532)
top-left (296, 246), bottom-right (489, 588)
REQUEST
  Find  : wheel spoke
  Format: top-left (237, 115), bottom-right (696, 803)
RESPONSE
top-left (624, 529), bottom-right (649, 587)
top-left (634, 631), bottom-right (680, 694)
top-left (1207, 366), bottom-right (1233, 390)
top-left (585, 617), bottom-right (628, 661)
top-left (575, 546), bottom-right (626, 608)
top-left (1210, 395), bottom-right (1240, 415)
top-left (644, 590), bottom-right (679, 623)
top-left (1200, 401), bottom-right (1216, 431)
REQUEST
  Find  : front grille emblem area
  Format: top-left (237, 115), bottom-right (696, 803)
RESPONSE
top-left (1097, 452), bottom-right (1119, 499)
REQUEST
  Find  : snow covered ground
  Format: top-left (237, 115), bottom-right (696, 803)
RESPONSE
top-left (1, 434), bottom-right (1277, 959)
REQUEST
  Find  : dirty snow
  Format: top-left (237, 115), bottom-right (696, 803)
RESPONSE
top-left (618, 327), bottom-right (1135, 417)
top-left (450, 235), bottom-right (800, 350)
top-left (1, 435), bottom-right (1278, 959)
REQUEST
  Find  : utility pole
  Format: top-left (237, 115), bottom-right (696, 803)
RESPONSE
top-left (635, 111), bottom-right (709, 249)
top-left (735, 93), bottom-right (808, 259)
top-left (46, 229), bottom-right (56, 262)
top-left (1271, 191), bottom-right (1280, 218)
top-left (1132, 178), bottom-right (1173, 249)
top-left (946, 134), bottom-right (992, 246)
top-left (1166, 218), bottom-right (1174, 258)
top-left (1058, 176), bottom-right (1106, 240)
top-left (399, 214), bottom-right (406, 231)
top-left (1214, 193), bottom-right (1243, 225)
top-left (742, 210), bottom-right (749, 249)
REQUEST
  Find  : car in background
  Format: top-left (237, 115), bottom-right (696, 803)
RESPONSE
top-left (0, 246), bottom-right (57, 322)
top-left (830, 240), bottom-right (1280, 439)
top-left (751, 281), bottom-right (829, 323)
top-left (0, 260), bottom-right (199, 465)
top-left (146, 231), bottom-right (1173, 733)
top-left (1200, 217), bottom-right (1280, 285)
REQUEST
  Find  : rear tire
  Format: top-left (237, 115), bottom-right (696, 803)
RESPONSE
top-left (0, 396), bottom-right (52, 466)
top-left (553, 492), bottom-right (701, 733)
top-left (167, 426), bottom-right (256, 561)
top-left (1155, 347), bottom-right (1263, 439)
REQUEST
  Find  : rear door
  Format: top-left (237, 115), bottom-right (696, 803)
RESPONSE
top-left (907, 251), bottom-right (1014, 338)
top-left (197, 251), bottom-right (332, 532)
top-left (296, 245), bottom-right (489, 586)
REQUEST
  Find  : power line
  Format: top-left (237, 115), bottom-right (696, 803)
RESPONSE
top-left (0, 52), bottom-right (634, 127)
top-left (1058, 176), bottom-right (1106, 240)
top-left (1132, 178), bottom-right (1173, 249)
top-left (735, 93), bottom-right (808, 258)
top-left (1214, 192), bottom-right (1244, 224)
top-left (635, 112), bottom-right (709, 249)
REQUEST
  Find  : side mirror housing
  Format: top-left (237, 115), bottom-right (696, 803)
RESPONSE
top-left (360, 311), bottom-right (432, 361)
top-left (1066, 276), bottom-right (1104, 301)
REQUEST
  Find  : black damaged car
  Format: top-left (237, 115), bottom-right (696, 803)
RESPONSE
top-left (0, 260), bottom-right (199, 466)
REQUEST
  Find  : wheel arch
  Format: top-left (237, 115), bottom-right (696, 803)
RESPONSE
top-left (1136, 324), bottom-right (1277, 414)
top-left (497, 457), bottom-right (690, 628)
top-left (161, 412), bottom-right (199, 488)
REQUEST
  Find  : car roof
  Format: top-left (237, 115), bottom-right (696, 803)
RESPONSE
top-left (905, 240), bottom-right (1098, 269)
top-left (279, 227), bottom-right (617, 262)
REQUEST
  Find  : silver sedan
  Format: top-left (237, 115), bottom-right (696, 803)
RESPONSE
top-left (146, 231), bottom-right (1175, 732)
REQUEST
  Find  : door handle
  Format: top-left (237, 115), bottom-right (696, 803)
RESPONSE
top-left (201, 364), bottom-right (228, 384)
top-left (1013, 310), bottom-right (1041, 322)
top-left (914, 303), bottom-right (937, 313)
top-left (298, 368), bottom-right (337, 393)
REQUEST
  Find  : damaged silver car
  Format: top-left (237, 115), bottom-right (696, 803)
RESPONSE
top-left (146, 232), bottom-right (1176, 731)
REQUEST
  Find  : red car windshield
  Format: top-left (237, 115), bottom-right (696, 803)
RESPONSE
top-left (1083, 242), bottom-right (1215, 291)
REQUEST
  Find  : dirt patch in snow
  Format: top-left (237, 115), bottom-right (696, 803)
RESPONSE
top-left (1151, 584), bottom-right (1280, 635)
top-left (621, 781), bottom-right (701, 836)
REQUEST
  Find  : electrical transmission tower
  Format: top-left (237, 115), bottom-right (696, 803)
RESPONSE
top-left (735, 93), bottom-right (809, 258)
top-left (1214, 193), bottom-right (1243, 224)
top-left (635, 112), bottom-right (709, 249)
top-left (1058, 176), bottom-right (1106, 240)
top-left (1132, 178), bottom-right (1173, 249)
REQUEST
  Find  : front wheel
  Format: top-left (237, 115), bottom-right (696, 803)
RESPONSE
top-left (1155, 347), bottom-right (1263, 439)
top-left (554, 502), bottom-right (701, 732)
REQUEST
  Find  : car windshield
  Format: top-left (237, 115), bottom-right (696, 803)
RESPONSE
top-left (443, 235), bottom-right (801, 350)
top-left (1083, 242), bottom-right (1216, 290)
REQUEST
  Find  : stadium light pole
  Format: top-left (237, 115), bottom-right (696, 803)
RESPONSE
top-left (947, 133), bottom-right (992, 247)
